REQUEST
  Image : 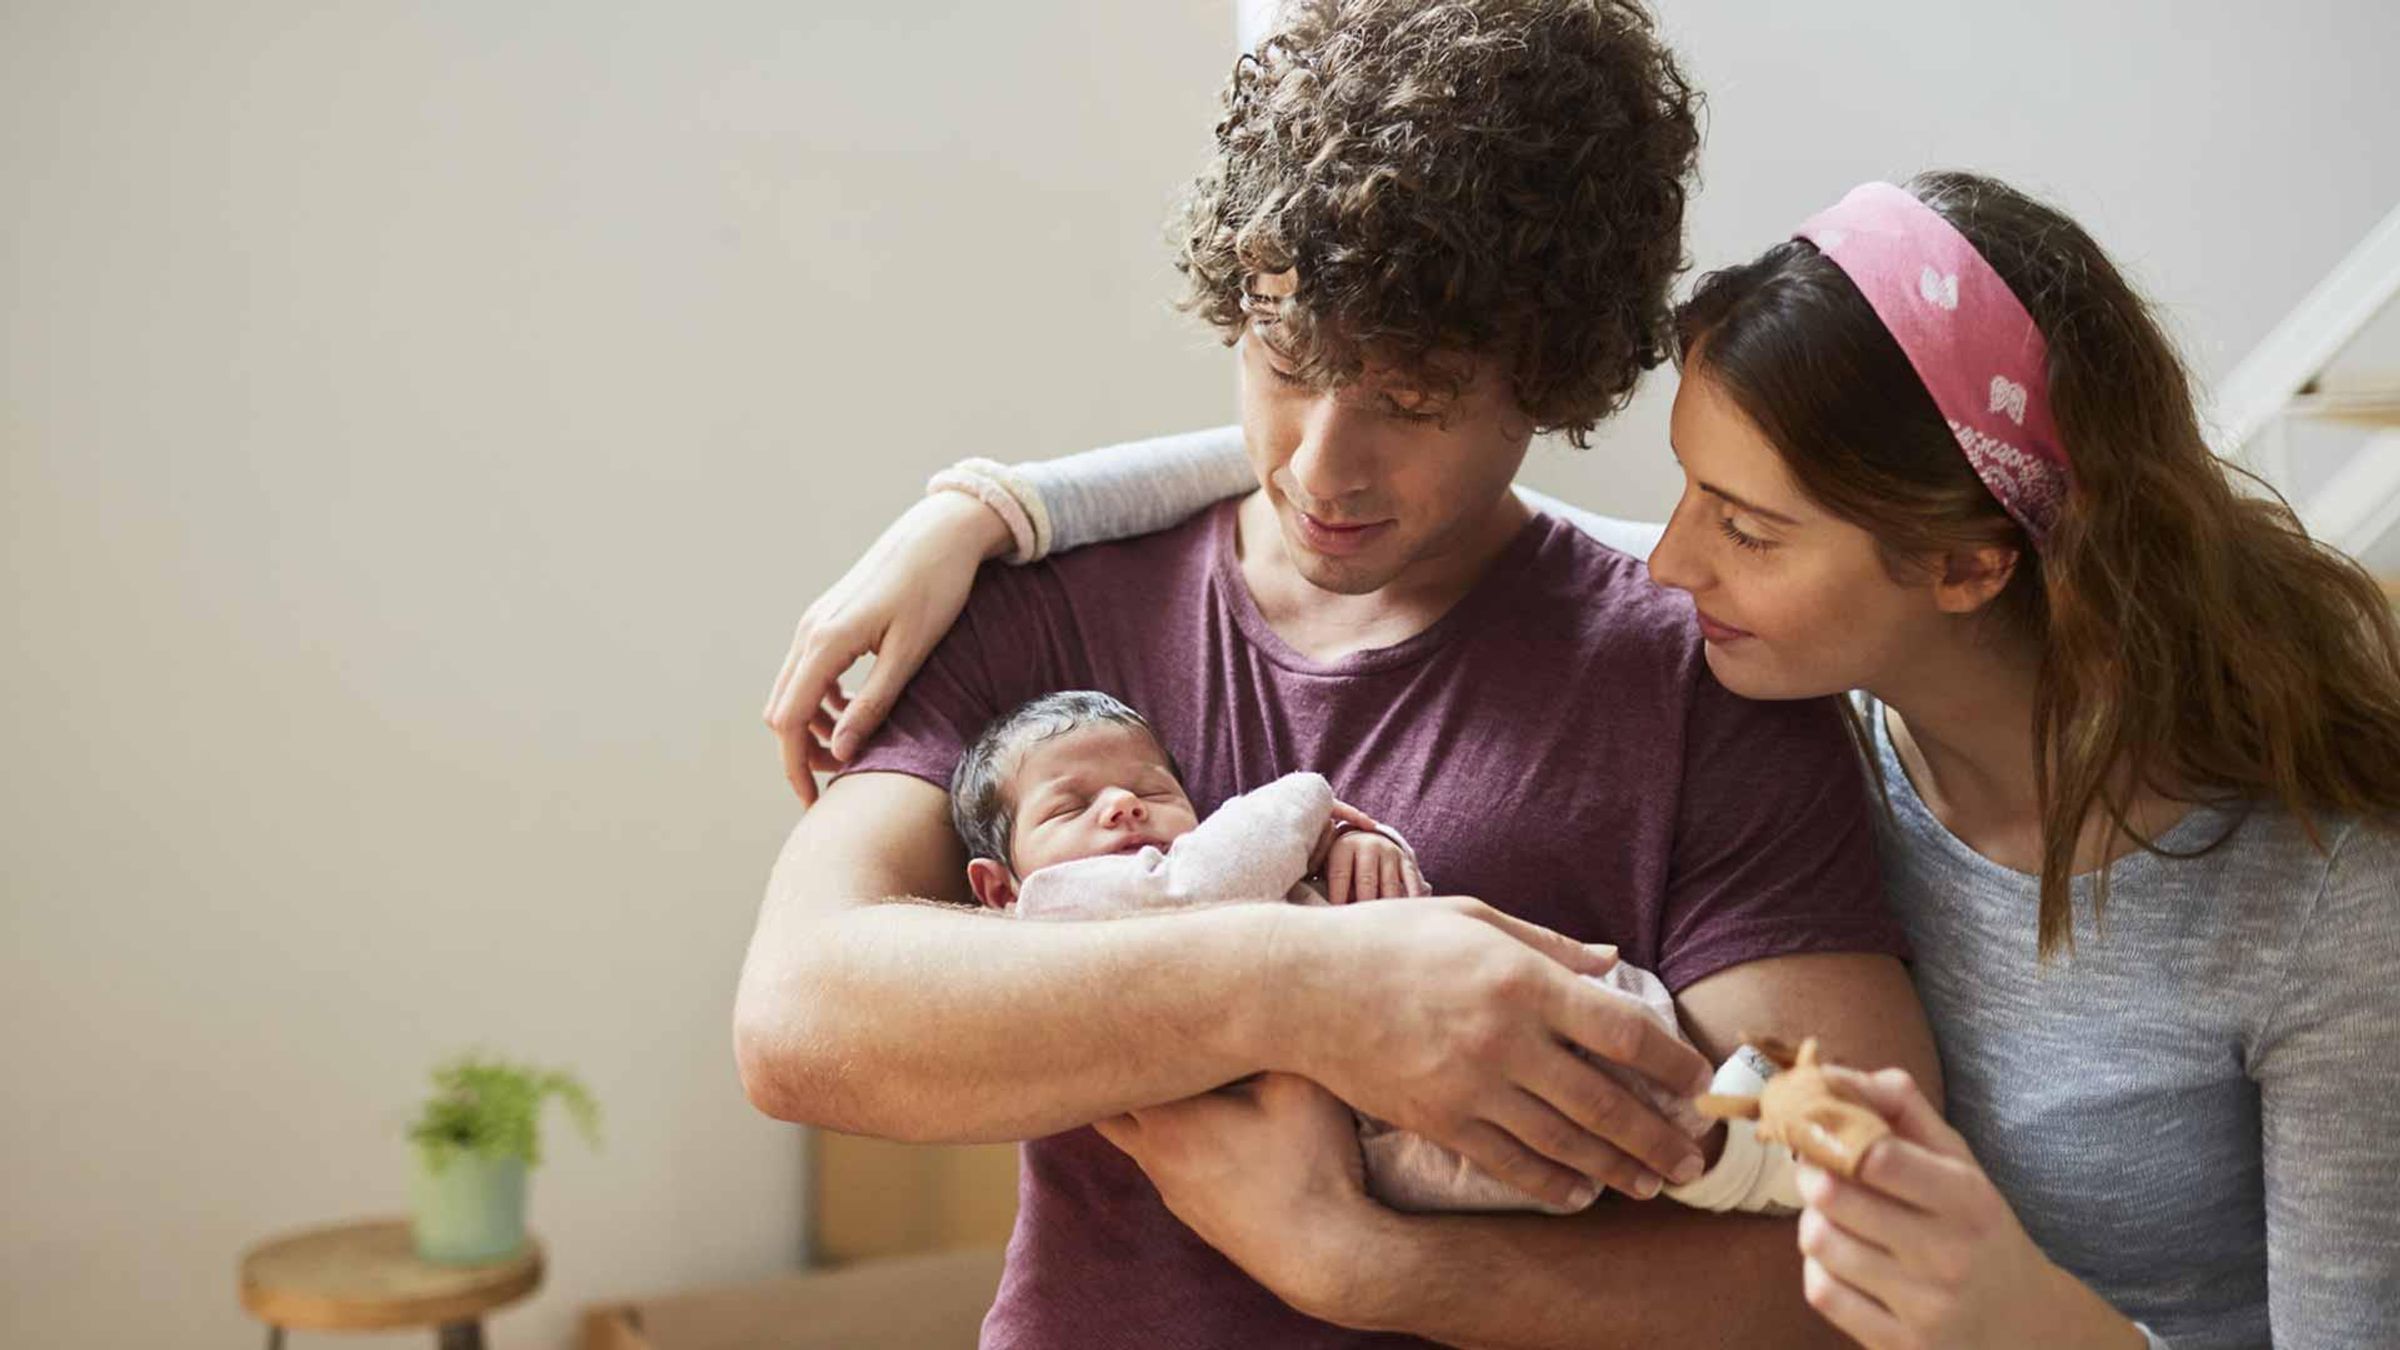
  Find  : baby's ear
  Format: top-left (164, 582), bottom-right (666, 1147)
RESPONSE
top-left (965, 858), bottom-right (1018, 911)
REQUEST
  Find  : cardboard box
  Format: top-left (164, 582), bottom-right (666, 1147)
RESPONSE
top-left (582, 1248), bottom-right (1004, 1350)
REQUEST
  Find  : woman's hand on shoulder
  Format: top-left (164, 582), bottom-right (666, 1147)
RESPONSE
top-left (762, 492), bottom-right (1013, 803)
top-left (1796, 1065), bottom-right (2148, 1350)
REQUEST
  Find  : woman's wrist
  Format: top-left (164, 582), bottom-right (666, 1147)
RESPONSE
top-left (912, 486), bottom-right (1018, 564)
top-left (2035, 1257), bottom-right (2149, 1350)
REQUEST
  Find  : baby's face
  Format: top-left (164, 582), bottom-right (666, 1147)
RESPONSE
top-left (1005, 722), bottom-right (1199, 877)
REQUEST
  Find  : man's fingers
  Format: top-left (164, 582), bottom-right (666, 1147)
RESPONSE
top-left (1378, 852), bottom-right (1402, 903)
top-left (1402, 856), bottom-right (1429, 897)
top-left (1492, 1086), bottom-right (1659, 1200)
top-left (1551, 978), bottom-right (1712, 1098)
top-left (1460, 902), bottom-right (1619, 977)
top-left (1447, 1118), bottom-right (1597, 1213)
top-left (1519, 1044), bottom-right (1700, 1186)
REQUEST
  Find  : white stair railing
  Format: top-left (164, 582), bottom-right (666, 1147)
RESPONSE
top-left (2207, 201), bottom-right (2400, 588)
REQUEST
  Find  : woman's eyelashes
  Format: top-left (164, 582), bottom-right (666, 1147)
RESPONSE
top-left (1718, 513), bottom-right (1773, 553)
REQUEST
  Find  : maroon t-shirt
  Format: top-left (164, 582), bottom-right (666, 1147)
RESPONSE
top-left (843, 499), bottom-right (1903, 1349)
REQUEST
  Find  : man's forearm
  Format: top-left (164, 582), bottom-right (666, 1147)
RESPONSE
top-left (738, 892), bottom-right (1292, 1143)
top-left (1332, 1202), bottom-right (1843, 1350)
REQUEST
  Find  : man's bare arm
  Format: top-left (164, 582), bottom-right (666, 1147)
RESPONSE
top-left (732, 770), bottom-right (1292, 1143)
top-left (1313, 953), bottom-right (1939, 1349)
top-left (734, 770), bottom-right (1710, 1205)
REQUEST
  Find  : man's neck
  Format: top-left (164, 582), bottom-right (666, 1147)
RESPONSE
top-left (1234, 488), bottom-right (1533, 664)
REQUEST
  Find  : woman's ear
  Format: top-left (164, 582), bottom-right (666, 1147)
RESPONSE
top-left (966, 858), bottom-right (1019, 910)
top-left (1931, 544), bottom-right (2021, 615)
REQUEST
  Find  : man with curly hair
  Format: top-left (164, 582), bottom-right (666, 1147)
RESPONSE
top-left (738, 2), bottom-right (1936, 1345)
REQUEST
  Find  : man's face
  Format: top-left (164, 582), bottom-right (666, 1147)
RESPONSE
top-left (1004, 722), bottom-right (1200, 878)
top-left (1236, 276), bottom-right (1535, 596)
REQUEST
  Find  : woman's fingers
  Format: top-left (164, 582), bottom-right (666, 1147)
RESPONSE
top-left (1799, 1163), bottom-right (1939, 1258)
top-left (1798, 1207), bottom-right (1925, 1321)
top-left (1378, 851), bottom-right (1402, 903)
top-left (1801, 1255), bottom-right (1908, 1350)
top-left (1823, 1064), bottom-right (1972, 1160)
top-left (1402, 855), bottom-right (1429, 896)
top-left (830, 630), bottom-right (931, 763)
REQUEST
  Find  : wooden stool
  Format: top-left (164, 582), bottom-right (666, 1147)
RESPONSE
top-left (238, 1217), bottom-right (543, 1350)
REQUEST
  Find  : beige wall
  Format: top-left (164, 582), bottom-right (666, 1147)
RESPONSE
top-left (4, 2), bottom-right (2396, 1348)
top-left (0, 3), bottom-right (1231, 1347)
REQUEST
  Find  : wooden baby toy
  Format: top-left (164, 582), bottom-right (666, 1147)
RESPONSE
top-left (1697, 1037), bottom-right (1891, 1178)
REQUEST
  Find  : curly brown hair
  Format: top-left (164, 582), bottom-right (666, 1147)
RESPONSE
top-left (1176, 0), bottom-right (1702, 445)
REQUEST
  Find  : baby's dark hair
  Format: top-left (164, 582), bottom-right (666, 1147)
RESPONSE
top-left (949, 690), bottom-right (1186, 867)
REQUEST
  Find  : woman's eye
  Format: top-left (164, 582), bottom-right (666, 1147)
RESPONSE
top-left (1718, 515), bottom-right (1771, 553)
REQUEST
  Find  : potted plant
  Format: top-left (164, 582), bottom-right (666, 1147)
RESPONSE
top-left (406, 1053), bottom-right (600, 1265)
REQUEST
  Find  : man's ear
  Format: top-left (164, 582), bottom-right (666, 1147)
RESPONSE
top-left (1931, 544), bottom-right (2021, 615)
top-left (966, 858), bottom-right (1018, 911)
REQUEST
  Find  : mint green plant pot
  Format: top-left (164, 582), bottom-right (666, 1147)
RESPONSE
top-left (411, 1148), bottom-right (528, 1265)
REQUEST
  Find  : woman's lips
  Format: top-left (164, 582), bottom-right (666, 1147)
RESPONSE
top-left (1695, 611), bottom-right (1754, 643)
top-left (1294, 509), bottom-right (1395, 557)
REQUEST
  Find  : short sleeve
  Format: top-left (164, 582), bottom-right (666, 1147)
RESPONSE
top-left (2253, 821), bottom-right (2400, 1345)
top-left (836, 563), bottom-right (1068, 793)
top-left (1654, 676), bottom-right (1905, 993)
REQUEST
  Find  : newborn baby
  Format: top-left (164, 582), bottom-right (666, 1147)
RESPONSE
top-left (950, 690), bottom-right (1802, 1215)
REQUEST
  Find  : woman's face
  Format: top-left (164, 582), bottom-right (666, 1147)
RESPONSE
top-left (1645, 368), bottom-right (1947, 702)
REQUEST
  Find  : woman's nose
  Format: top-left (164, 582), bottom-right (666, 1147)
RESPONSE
top-left (1647, 496), bottom-right (1713, 596)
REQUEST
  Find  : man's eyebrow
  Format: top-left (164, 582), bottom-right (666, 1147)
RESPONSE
top-left (1696, 479), bottom-right (1800, 527)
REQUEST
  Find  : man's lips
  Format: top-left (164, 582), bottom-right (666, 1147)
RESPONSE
top-left (1695, 610), bottom-right (1754, 643)
top-left (1293, 508), bottom-right (1395, 557)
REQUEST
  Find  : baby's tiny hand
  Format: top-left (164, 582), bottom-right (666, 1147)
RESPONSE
top-left (1323, 829), bottom-right (1428, 904)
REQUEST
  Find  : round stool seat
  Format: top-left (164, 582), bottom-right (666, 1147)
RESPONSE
top-left (239, 1217), bottom-right (542, 1332)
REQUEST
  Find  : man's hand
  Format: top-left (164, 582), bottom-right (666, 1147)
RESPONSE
top-left (1095, 1073), bottom-right (1386, 1324)
top-left (1264, 898), bottom-right (1712, 1210)
top-left (1323, 828), bottom-right (1428, 903)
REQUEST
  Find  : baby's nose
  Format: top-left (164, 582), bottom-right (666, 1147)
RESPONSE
top-left (1098, 789), bottom-right (1147, 824)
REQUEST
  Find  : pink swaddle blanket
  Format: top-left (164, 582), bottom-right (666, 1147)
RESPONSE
top-left (1013, 771), bottom-right (1706, 1214)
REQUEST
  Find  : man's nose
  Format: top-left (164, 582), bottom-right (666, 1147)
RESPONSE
top-left (1287, 400), bottom-right (1379, 507)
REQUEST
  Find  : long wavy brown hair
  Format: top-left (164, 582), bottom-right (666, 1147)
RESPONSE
top-left (1175, 0), bottom-right (1701, 444)
top-left (1677, 170), bottom-right (2400, 956)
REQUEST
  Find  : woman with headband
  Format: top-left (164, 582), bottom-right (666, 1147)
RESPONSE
top-left (764, 171), bottom-right (2400, 1345)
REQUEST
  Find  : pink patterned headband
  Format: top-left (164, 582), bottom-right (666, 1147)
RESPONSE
top-left (1794, 182), bottom-right (2071, 546)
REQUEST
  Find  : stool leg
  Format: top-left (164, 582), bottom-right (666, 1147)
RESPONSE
top-left (435, 1319), bottom-right (485, 1350)
top-left (265, 1327), bottom-right (285, 1350)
